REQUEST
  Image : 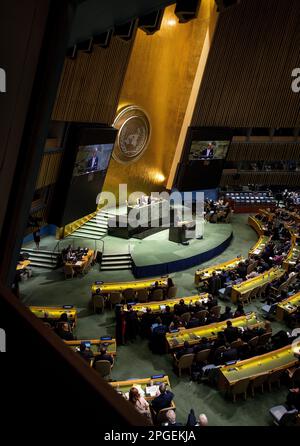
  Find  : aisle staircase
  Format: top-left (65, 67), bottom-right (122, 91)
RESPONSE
top-left (100, 253), bottom-right (133, 271)
top-left (67, 210), bottom-right (115, 240)
top-left (20, 248), bottom-right (60, 269)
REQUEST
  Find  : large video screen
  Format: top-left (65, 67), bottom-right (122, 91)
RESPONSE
top-left (189, 140), bottom-right (230, 161)
top-left (73, 144), bottom-right (113, 177)
top-left (49, 123), bottom-right (117, 227)
top-left (174, 127), bottom-right (233, 191)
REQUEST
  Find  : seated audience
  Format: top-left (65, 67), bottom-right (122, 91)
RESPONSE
top-left (221, 343), bottom-right (238, 363)
top-left (163, 410), bottom-right (182, 426)
top-left (129, 387), bottom-right (152, 423)
top-left (174, 299), bottom-right (189, 316)
top-left (151, 383), bottom-right (174, 413)
top-left (126, 305), bottom-right (139, 341)
top-left (193, 337), bottom-right (211, 353)
top-left (187, 315), bottom-right (200, 329)
top-left (161, 306), bottom-right (174, 327)
top-left (57, 322), bottom-right (74, 341)
top-left (220, 306), bottom-right (233, 321)
top-left (175, 341), bottom-right (194, 360)
top-left (286, 387), bottom-right (300, 411)
top-left (78, 342), bottom-right (94, 362)
top-left (94, 347), bottom-right (113, 365)
top-left (224, 320), bottom-right (239, 343)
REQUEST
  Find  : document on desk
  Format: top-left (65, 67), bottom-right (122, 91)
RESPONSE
top-left (145, 385), bottom-right (159, 397)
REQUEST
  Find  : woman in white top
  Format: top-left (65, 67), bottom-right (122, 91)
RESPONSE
top-left (128, 387), bottom-right (152, 424)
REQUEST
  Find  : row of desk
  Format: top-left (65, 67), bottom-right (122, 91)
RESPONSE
top-left (218, 343), bottom-right (300, 389)
top-left (126, 293), bottom-right (208, 314)
top-left (276, 292), bottom-right (300, 321)
top-left (64, 338), bottom-right (117, 356)
top-left (91, 276), bottom-right (169, 296)
top-left (166, 312), bottom-right (261, 350)
top-left (194, 257), bottom-right (243, 287)
top-left (231, 267), bottom-right (285, 304)
top-left (110, 375), bottom-right (171, 401)
top-left (29, 305), bottom-right (77, 324)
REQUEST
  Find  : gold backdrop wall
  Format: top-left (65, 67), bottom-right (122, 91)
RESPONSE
top-left (102, 1), bottom-right (215, 199)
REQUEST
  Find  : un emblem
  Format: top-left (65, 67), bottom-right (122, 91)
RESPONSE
top-left (112, 106), bottom-right (151, 164)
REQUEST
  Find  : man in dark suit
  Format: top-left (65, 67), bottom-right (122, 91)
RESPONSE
top-left (187, 315), bottom-right (200, 329)
top-left (201, 143), bottom-right (215, 159)
top-left (208, 273), bottom-right (221, 296)
top-left (86, 150), bottom-right (99, 171)
top-left (221, 343), bottom-right (238, 363)
top-left (174, 299), bottom-right (189, 316)
top-left (224, 320), bottom-right (239, 343)
top-left (78, 342), bottom-right (94, 362)
top-left (93, 347), bottom-right (113, 366)
top-left (161, 306), bottom-right (174, 328)
top-left (151, 383), bottom-right (174, 413)
top-left (175, 341), bottom-right (194, 360)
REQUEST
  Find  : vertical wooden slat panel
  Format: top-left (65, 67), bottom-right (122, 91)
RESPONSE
top-left (51, 34), bottom-right (136, 125)
top-left (191, 0), bottom-right (300, 128)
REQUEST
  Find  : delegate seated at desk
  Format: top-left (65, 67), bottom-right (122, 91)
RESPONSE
top-left (93, 347), bottom-right (114, 366)
top-left (151, 383), bottom-right (174, 413)
top-left (78, 342), bottom-right (94, 362)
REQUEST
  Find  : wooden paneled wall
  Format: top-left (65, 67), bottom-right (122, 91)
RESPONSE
top-left (221, 171), bottom-right (300, 187)
top-left (227, 141), bottom-right (300, 162)
top-left (51, 35), bottom-right (136, 124)
top-left (35, 149), bottom-right (63, 190)
top-left (191, 0), bottom-right (300, 127)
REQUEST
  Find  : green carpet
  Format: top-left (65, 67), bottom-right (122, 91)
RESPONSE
top-left (19, 214), bottom-right (289, 426)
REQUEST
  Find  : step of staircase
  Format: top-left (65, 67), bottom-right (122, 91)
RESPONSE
top-left (84, 221), bottom-right (108, 229)
top-left (20, 248), bottom-right (59, 269)
top-left (66, 212), bottom-right (111, 240)
top-left (74, 228), bottom-right (106, 236)
top-left (102, 253), bottom-right (131, 258)
top-left (70, 233), bottom-right (104, 240)
top-left (100, 252), bottom-right (133, 271)
top-left (101, 260), bottom-right (132, 266)
top-left (100, 265), bottom-right (132, 271)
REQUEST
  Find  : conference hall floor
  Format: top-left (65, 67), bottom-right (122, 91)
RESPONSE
top-left (20, 215), bottom-right (288, 426)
